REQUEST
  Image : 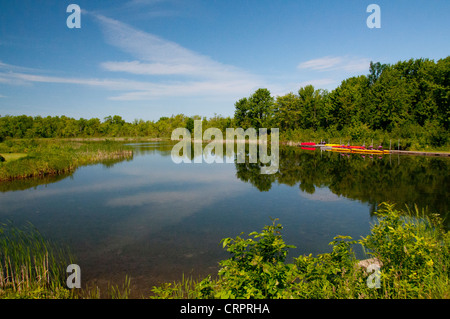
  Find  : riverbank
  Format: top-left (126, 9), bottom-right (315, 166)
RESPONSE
top-left (0, 139), bottom-right (133, 181)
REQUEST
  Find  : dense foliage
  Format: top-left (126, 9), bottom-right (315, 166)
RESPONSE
top-left (235, 57), bottom-right (450, 149)
top-left (152, 203), bottom-right (450, 299)
top-left (0, 114), bottom-right (190, 139)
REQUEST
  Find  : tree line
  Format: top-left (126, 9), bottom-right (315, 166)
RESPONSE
top-left (1, 57), bottom-right (448, 147)
top-left (234, 56), bottom-right (450, 146)
top-left (0, 113), bottom-right (236, 141)
top-left (234, 56), bottom-right (449, 147)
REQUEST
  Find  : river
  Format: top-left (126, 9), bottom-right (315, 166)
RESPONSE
top-left (0, 141), bottom-right (448, 297)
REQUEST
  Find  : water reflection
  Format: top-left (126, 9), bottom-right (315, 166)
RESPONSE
top-left (236, 146), bottom-right (449, 226)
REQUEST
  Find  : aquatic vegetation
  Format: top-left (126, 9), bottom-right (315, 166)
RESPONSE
top-left (0, 139), bottom-right (133, 181)
top-left (0, 221), bottom-right (74, 298)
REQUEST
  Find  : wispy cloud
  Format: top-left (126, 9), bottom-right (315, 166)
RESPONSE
top-left (92, 13), bottom-right (263, 99)
top-left (94, 14), bottom-right (259, 82)
top-left (0, 61), bottom-right (44, 73)
top-left (0, 67), bottom-right (258, 100)
top-left (298, 56), bottom-right (344, 71)
top-left (298, 56), bottom-right (370, 73)
top-left (0, 14), bottom-right (263, 101)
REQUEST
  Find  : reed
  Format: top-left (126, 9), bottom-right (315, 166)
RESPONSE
top-left (0, 221), bottom-right (74, 298)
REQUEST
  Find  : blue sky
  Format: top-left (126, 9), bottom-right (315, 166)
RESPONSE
top-left (0, 0), bottom-right (449, 122)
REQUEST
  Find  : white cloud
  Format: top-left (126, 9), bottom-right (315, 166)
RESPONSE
top-left (0, 61), bottom-right (43, 73)
top-left (0, 70), bottom-right (258, 101)
top-left (101, 60), bottom-right (198, 76)
top-left (94, 14), bottom-right (256, 80)
top-left (298, 56), bottom-right (370, 73)
top-left (298, 56), bottom-right (343, 71)
top-left (0, 14), bottom-right (264, 101)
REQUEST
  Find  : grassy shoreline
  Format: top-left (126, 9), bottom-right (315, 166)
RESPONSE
top-left (0, 139), bottom-right (133, 182)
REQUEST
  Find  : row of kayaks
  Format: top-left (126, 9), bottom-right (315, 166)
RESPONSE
top-left (300, 143), bottom-right (390, 154)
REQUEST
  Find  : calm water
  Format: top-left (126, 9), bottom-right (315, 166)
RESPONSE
top-left (0, 141), bottom-right (448, 296)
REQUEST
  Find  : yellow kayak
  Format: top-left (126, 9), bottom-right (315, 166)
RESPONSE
top-left (330, 148), bottom-right (352, 153)
top-left (352, 149), bottom-right (389, 155)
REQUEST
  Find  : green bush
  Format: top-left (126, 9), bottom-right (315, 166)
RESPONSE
top-left (360, 203), bottom-right (450, 298)
top-left (151, 204), bottom-right (450, 299)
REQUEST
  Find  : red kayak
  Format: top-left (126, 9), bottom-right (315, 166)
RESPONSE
top-left (301, 147), bottom-right (316, 151)
top-left (301, 142), bottom-right (316, 146)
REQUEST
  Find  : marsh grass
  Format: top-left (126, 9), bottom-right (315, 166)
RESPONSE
top-left (0, 139), bottom-right (133, 181)
top-left (0, 219), bottom-right (138, 299)
top-left (0, 221), bottom-right (74, 298)
top-left (0, 153), bottom-right (27, 162)
top-left (151, 274), bottom-right (205, 299)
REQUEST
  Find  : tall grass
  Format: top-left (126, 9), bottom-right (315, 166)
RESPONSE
top-left (0, 219), bottom-right (136, 299)
top-left (0, 139), bottom-right (133, 181)
top-left (0, 221), bottom-right (74, 298)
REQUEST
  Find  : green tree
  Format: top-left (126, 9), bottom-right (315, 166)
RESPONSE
top-left (185, 117), bottom-right (194, 133)
top-left (248, 88), bottom-right (275, 129)
top-left (234, 97), bottom-right (251, 129)
top-left (368, 61), bottom-right (387, 86)
top-left (329, 76), bottom-right (367, 130)
top-left (273, 93), bottom-right (301, 130)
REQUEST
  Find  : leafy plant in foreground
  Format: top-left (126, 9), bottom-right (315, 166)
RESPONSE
top-left (152, 203), bottom-right (449, 299)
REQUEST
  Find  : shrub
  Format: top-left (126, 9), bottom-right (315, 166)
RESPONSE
top-left (360, 203), bottom-right (450, 298)
top-left (151, 204), bottom-right (450, 299)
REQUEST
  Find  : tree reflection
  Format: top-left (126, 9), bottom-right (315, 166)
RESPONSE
top-left (234, 146), bottom-right (449, 227)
